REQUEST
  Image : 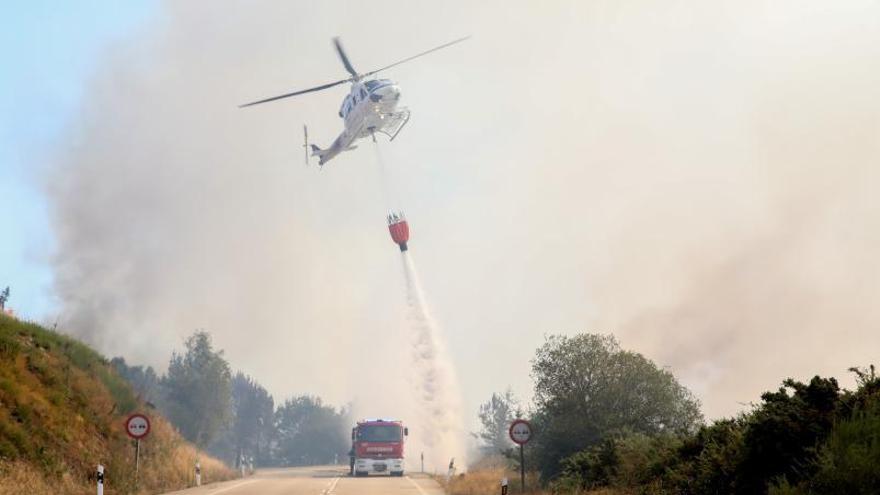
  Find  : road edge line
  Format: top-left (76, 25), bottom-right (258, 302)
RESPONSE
top-left (209, 479), bottom-right (259, 494)
top-left (405, 475), bottom-right (431, 495)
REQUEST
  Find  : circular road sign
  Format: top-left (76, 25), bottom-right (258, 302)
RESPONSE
top-left (509, 419), bottom-right (532, 445)
top-left (125, 413), bottom-right (151, 440)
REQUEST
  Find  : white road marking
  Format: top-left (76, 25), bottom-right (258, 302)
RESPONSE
top-left (208, 479), bottom-right (259, 494)
top-left (405, 476), bottom-right (430, 495)
top-left (321, 476), bottom-right (341, 495)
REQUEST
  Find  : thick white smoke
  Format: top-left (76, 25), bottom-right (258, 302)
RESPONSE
top-left (401, 252), bottom-right (466, 472)
top-left (40, 0), bottom-right (880, 432)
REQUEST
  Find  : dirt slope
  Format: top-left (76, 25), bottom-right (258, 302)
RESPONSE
top-left (0, 314), bottom-right (234, 494)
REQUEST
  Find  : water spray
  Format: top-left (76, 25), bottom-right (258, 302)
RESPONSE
top-left (376, 141), bottom-right (464, 470)
top-left (397, 243), bottom-right (466, 471)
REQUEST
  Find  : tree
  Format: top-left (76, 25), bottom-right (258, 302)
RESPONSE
top-left (0, 286), bottom-right (9, 310)
top-left (530, 334), bottom-right (702, 479)
top-left (274, 396), bottom-right (349, 466)
top-left (209, 372), bottom-right (275, 465)
top-left (162, 331), bottom-right (232, 447)
top-left (478, 389), bottom-right (522, 455)
top-left (111, 357), bottom-right (162, 406)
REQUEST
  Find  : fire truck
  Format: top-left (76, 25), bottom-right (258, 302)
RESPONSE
top-left (351, 419), bottom-right (408, 476)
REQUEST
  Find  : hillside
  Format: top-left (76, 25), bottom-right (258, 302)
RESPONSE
top-left (0, 314), bottom-right (234, 494)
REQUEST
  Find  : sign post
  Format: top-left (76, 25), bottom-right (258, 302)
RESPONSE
top-left (509, 419), bottom-right (532, 492)
top-left (125, 414), bottom-right (151, 485)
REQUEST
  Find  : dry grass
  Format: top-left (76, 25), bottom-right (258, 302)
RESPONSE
top-left (440, 463), bottom-right (626, 495)
top-left (0, 314), bottom-right (236, 494)
top-left (0, 461), bottom-right (80, 495)
top-left (443, 466), bottom-right (547, 495)
top-left (135, 415), bottom-right (235, 492)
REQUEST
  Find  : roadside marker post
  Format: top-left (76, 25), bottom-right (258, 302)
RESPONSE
top-left (509, 419), bottom-right (533, 492)
top-left (500, 477), bottom-right (508, 495)
top-left (446, 457), bottom-right (455, 482)
top-left (96, 465), bottom-right (104, 495)
top-left (420, 452), bottom-right (424, 473)
top-left (195, 460), bottom-right (201, 486)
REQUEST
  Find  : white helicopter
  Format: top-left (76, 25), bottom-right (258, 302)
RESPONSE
top-left (240, 36), bottom-right (469, 166)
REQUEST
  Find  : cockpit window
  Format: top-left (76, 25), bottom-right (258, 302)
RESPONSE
top-left (365, 79), bottom-right (391, 91)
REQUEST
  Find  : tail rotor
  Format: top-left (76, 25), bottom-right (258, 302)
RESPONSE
top-left (303, 125), bottom-right (310, 166)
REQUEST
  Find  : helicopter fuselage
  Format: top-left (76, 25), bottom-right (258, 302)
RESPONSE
top-left (311, 79), bottom-right (410, 165)
top-left (341, 79), bottom-right (401, 134)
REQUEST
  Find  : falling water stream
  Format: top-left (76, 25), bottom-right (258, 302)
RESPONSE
top-left (401, 252), bottom-right (466, 472)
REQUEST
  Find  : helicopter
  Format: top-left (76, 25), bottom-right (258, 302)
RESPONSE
top-left (240, 36), bottom-right (469, 166)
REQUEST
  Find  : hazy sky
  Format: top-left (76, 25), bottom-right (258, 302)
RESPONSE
top-left (9, 0), bottom-right (880, 430)
top-left (1, 1), bottom-right (156, 317)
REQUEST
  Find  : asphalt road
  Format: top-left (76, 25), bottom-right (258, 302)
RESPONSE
top-left (160, 466), bottom-right (445, 495)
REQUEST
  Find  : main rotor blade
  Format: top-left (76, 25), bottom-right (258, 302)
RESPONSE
top-left (239, 79), bottom-right (349, 108)
top-left (363, 36), bottom-right (471, 77)
top-left (334, 37), bottom-right (358, 78)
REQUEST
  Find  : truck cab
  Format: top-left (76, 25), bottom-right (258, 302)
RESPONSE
top-left (351, 419), bottom-right (408, 476)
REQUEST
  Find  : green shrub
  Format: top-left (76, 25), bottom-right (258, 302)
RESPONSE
top-left (0, 377), bottom-right (20, 398)
top-left (554, 430), bottom-right (681, 492)
top-left (771, 399), bottom-right (880, 495)
top-left (95, 367), bottom-right (138, 414)
top-left (0, 419), bottom-right (31, 459)
top-left (554, 439), bottom-right (617, 491)
top-left (61, 338), bottom-right (103, 370)
top-left (0, 331), bottom-right (21, 360)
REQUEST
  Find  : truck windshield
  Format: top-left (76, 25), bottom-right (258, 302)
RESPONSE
top-left (358, 425), bottom-right (401, 442)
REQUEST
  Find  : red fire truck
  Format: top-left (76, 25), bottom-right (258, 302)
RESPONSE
top-left (351, 419), bottom-right (408, 476)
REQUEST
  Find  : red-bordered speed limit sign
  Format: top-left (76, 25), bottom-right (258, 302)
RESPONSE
top-left (125, 413), bottom-right (151, 440)
top-left (509, 419), bottom-right (532, 445)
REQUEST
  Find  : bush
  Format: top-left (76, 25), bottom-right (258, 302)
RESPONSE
top-left (554, 430), bottom-right (681, 492)
top-left (770, 398), bottom-right (880, 495)
top-left (663, 419), bottom-right (745, 493)
top-left (736, 376), bottom-right (840, 493)
top-left (0, 331), bottom-right (21, 359)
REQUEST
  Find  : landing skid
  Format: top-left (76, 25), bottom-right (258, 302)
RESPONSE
top-left (376, 108), bottom-right (411, 141)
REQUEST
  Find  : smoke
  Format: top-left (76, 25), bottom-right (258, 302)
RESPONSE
top-left (401, 253), bottom-right (466, 471)
top-left (584, 4), bottom-right (880, 417)
top-left (41, 0), bottom-right (880, 432)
